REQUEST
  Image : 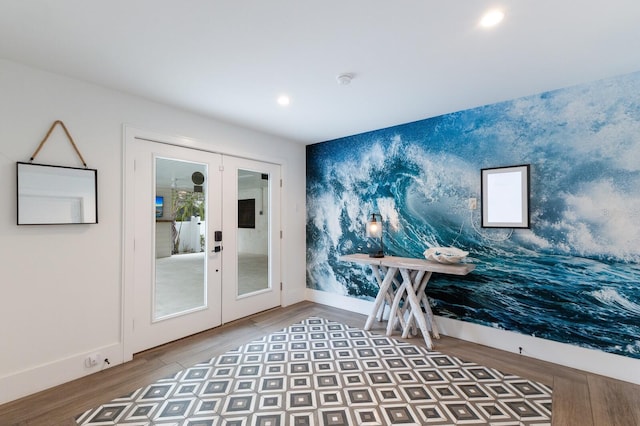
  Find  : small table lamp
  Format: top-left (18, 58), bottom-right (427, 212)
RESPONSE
top-left (366, 213), bottom-right (384, 258)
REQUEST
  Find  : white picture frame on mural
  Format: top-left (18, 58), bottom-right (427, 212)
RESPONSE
top-left (481, 164), bottom-right (530, 228)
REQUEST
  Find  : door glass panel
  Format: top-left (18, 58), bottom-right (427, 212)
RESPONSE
top-left (237, 169), bottom-right (269, 296)
top-left (154, 157), bottom-right (207, 319)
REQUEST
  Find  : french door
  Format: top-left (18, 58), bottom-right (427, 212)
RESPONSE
top-left (221, 156), bottom-right (281, 323)
top-left (127, 137), bottom-right (280, 354)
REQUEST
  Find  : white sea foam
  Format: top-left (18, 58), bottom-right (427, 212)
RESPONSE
top-left (591, 288), bottom-right (640, 315)
top-left (307, 264), bottom-right (347, 296)
top-left (516, 231), bottom-right (552, 249)
top-left (559, 179), bottom-right (640, 260)
top-left (625, 341), bottom-right (640, 355)
top-left (310, 193), bottom-right (343, 249)
top-left (376, 197), bottom-right (399, 231)
top-left (306, 241), bottom-right (348, 295)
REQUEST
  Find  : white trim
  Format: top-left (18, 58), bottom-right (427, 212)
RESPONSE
top-left (306, 288), bottom-right (374, 316)
top-left (121, 125), bottom-right (135, 363)
top-left (306, 288), bottom-right (640, 385)
top-left (122, 124), bottom-right (287, 166)
top-left (0, 343), bottom-right (121, 404)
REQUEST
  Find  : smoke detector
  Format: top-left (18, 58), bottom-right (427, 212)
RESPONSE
top-left (336, 73), bottom-right (354, 85)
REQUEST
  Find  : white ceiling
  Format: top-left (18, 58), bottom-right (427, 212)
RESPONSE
top-left (1, 1), bottom-right (640, 144)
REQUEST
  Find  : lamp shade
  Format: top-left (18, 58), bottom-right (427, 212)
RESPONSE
top-left (366, 213), bottom-right (384, 258)
top-left (366, 214), bottom-right (382, 238)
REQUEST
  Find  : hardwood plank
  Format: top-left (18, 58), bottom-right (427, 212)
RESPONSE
top-left (552, 375), bottom-right (594, 426)
top-left (0, 358), bottom-right (151, 422)
top-left (589, 374), bottom-right (640, 426)
top-left (429, 337), bottom-right (557, 386)
top-left (155, 303), bottom-right (322, 367)
top-left (1, 302), bottom-right (639, 425)
top-left (1, 360), bottom-right (182, 426)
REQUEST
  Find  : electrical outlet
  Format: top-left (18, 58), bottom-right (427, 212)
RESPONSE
top-left (84, 353), bottom-right (101, 368)
top-left (468, 197), bottom-right (477, 210)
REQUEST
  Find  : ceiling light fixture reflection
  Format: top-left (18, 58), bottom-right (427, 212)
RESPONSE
top-left (480, 9), bottom-right (504, 28)
top-left (277, 95), bottom-right (291, 106)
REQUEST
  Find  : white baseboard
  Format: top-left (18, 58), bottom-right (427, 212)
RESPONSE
top-left (0, 343), bottom-right (122, 405)
top-left (306, 288), bottom-right (375, 317)
top-left (306, 288), bottom-right (640, 385)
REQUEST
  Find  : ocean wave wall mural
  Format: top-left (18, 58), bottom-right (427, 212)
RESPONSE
top-left (306, 70), bottom-right (640, 359)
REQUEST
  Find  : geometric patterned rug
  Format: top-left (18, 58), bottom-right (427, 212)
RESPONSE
top-left (76, 317), bottom-right (552, 425)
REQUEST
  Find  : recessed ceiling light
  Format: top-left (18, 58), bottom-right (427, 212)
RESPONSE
top-left (277, 95), bottom-right (291, 106)
top-left (480, 9), bottom-right (504, 28)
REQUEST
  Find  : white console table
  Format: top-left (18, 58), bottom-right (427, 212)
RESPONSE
top-left (339, 253), bottom-right (475, 349)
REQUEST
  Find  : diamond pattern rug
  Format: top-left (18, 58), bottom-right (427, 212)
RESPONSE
top-left (76, 317), bottom-right (552, 425)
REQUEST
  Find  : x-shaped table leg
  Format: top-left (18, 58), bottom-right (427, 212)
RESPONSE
top-left (364, 266), bottom-right (398, 331)
top-left (397, 268), bottom-right (434, 349)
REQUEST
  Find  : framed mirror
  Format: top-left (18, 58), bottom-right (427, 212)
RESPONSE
top-left (17, 162), bottom-right (98, 225)
top-left (481, 164), bottom-right (530, 228)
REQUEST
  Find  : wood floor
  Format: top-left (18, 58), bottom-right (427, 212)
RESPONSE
top-left (1, 301), bottom-right (639, 425)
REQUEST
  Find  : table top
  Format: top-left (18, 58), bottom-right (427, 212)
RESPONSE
top-left (339, 253), bottom-right (475, 276)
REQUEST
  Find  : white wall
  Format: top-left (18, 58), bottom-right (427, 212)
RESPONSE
top-left (0, 59), bottom-right (307, 404)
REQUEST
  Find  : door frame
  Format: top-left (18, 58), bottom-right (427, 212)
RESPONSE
top-left (122, 126), bottom-right (284, 361)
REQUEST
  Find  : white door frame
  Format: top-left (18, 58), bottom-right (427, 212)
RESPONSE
top-left (122, 126), bottom-right (283, 361)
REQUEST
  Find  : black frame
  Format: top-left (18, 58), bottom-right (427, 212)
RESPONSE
top-left (238, 198), bottom-right (256, 229)
top-left (481, 164), bottom-right (530, 228)
top-left (17, 162), bottom-right (98, 225)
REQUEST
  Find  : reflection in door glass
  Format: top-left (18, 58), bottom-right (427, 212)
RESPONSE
top-left (154, 158), bottom-right (207, 319)
top-left (237, 169), bottom-right (269, 296)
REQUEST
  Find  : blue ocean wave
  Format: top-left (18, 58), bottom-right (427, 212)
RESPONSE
top-left (307, 71), bottom-right (640, 359)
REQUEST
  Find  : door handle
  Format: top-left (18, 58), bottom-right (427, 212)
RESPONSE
top-left (212, 230), bottom-right (223, 252)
